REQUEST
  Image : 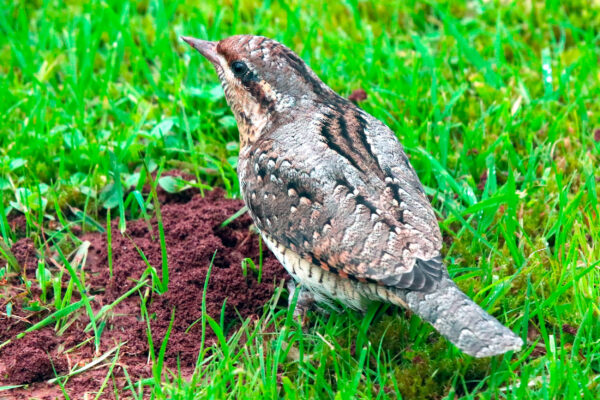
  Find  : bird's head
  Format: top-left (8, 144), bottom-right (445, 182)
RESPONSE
top-left (182, 35), bottom-right (333, 146)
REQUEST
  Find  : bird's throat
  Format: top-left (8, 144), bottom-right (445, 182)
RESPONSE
top-left (234, 104), bottom-right (269, 148)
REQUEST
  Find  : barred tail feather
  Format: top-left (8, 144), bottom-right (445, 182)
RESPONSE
top-left (388, 278), bottom-right (523, 358)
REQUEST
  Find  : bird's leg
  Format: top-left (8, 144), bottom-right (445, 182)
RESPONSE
top-left (286, 281), bottom-right (333, 327)
top-left (287, 280), bottom-right (316, 321)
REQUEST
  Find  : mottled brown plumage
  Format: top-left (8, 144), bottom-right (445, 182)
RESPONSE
top-left (183, 34), bottom-right (523, 358)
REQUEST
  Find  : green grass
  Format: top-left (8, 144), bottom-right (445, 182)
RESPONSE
top-left (1, 0), bottom-right (600, 398)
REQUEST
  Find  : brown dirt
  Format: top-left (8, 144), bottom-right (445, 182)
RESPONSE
top-left (6, 213), bottom-right (27, 238)
top-left (348, 88), bottom-right (367, 102)
top-left (0, 183), bottom-right (287, 398)
top-left (11, 237), bottom-right (39, 277)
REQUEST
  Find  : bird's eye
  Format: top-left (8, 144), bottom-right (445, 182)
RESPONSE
top-left (231, 61), bottom-right (248, 77)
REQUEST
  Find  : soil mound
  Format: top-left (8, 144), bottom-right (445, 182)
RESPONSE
top-left (0, 184), bottom-right (287, 397)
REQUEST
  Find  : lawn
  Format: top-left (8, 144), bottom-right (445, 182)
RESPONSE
top-left (1, 0), bottom-right (599, 398)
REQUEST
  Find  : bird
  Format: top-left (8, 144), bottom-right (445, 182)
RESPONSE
top-left (181, 34), bottom-right (523, 358)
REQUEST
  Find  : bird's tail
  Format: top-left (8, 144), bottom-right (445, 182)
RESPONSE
top-left (385, 278), bottom-right (523, 358)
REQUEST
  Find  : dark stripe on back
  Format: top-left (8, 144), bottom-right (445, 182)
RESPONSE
top-left (320, 112), bottom-right (365, 174)
top-left (337, 113), bottom-right (352, 144)
top-left (336, 112), bottom-right (377, 175)
top-left (319, 103), bottom-right (387, 181)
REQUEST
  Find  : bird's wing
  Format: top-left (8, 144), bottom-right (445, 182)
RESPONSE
top-left (240, 104), bottom-right (445, 292)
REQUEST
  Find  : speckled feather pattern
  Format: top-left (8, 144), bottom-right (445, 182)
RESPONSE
top-left (185, 34), bottom-right (523, 358)
top-left (238, 102), bottom-right (444, 290)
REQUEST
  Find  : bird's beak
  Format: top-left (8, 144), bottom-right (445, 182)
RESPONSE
top-left (181, 36), bottom-right (219, 66)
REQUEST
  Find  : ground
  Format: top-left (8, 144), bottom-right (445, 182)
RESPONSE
top-left (0, 0), bottom-right (599, 399)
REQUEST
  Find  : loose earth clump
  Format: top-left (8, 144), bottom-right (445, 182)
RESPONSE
top-left (0, 184), bottom-right (287, 397)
